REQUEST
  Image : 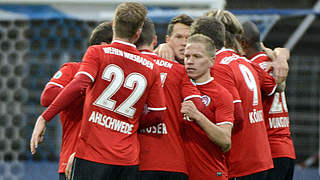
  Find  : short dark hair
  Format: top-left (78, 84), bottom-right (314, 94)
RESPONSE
top-left (167, 14), bottom-right (193, 36)
top-left (136, 18), bottom-right (155, 48)
top-left (88, 22), bottom-right (113, 46)
top-left (241, 21), bottom-right (261, 47)
top-left (190, 16), bottom-right (225, 49)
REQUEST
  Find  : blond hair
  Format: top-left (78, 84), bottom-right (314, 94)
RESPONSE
top-left (187, 34), bottom-right (216, 58)
top-left (113, 2), bottom-right (147, 39)
top-left (205, 9), bottom-right (243, 54)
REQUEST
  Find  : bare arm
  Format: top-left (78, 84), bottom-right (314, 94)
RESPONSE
top-left (181, 100), bottom-right (232, 152)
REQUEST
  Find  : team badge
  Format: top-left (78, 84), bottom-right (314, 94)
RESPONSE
top-left (53, 71), bottom-right (62, 79)
top-left (201, 95), bottom-right (211, 106)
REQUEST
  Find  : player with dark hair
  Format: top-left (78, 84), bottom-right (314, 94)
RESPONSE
top-left (31, 2), bottom-right (166, 180)
top-left (182, 34), bottom-right (234, 180)
top-left (88, 22), bottom-right (113, 46)
top-left (155, 14), bottom-right (194, 64)
top-left (240, 21), bottom-right (295, 180)
top-left (136, 18), bottom-right (215, 180)
top-left (40, 21), bottom-right (113, 180)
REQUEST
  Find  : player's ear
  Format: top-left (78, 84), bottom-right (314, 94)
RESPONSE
top-left (153, 35), bottom-right (158, 47)
top-left (133, 28), bottom-right (142, 43)
top-left (165, 35), bottom-right (170, 43)
top-left (210, 57), bottom-right (216, 67)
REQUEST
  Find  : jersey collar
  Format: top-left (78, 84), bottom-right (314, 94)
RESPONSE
top-left (191, 77), bottom-right (214, 86)
top-left (249, 51), bottom-right (268, 62)
top-left (140, 49), bottom-right (157, 56)
top-left (112, 40), bottom-right (136, 48)
top-left (216, 47), bottom-right (237, 56)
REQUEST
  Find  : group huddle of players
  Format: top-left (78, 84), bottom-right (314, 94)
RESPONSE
top-left (30, 2), bottom-right (295, 180)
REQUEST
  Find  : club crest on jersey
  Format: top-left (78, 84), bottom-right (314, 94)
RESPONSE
top-left (53, 71), bottom-right (62, 79)
top-left (201, 95), bottom-right (211, 106)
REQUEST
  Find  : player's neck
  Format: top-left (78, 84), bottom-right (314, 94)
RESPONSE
top-left (194, 73), bottom-right (211, 84)
top-left (137, 44), bottom-right (153, 52)
top-left (113, 37), bottom-right (134, 44)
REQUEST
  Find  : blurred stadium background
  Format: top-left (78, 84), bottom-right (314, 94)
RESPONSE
top-left (0, 0), bottom-right (319, 179)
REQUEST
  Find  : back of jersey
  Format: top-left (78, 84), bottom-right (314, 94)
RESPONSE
top-left (250, 52), bottom-right (295, 160)
top-left (212, 48), bottom-right (273, 177)
top-left (75, 41), bottom-right (166, 166)
top-left (139, 50), bottom-right (201, 174)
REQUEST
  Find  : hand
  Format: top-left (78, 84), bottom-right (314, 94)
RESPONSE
top-left (181, 100), bottom-right (201, 122)
top-left (65, 152), bottom-right (76, 180)
top-left (30, 115), bottom-right (47, 155)
top-left (155, 43), bottom-right (175, 61)
top-left (261, 43), bottom-right (289, 84)
top-left (261, 43), bottom-right (275, 62)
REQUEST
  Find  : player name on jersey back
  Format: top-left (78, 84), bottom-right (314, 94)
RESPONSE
top-left (139, 123), bottom-right (168, 134)
top-left (103, 47), bottom-right (154, 69)
top-left (269, 117), bottom-right (290, 128)
top-left (88, 111), bottom-right (134, 134)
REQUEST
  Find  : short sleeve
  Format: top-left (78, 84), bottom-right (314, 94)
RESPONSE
top-left (47, 63), bottom-right (78, 88)
top-left (147, 66), bottom-right (166, 111)
top-left (251, 63), bottom-right (277, 96)
top-left (214, 84), bottom-right (234, 125)
top-left (77, 46), bottom-right (100, 82)
top-left (213, 65), bottom-right (241, 103)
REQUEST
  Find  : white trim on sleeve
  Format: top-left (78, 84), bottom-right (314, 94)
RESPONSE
top-left (75, 71), bottom-right (95, 82)
top-left (216, 121), bottom-right (233, 126)
top-left (148, 107), bottom-right (167, 111)
top-left (267, 85), bottom-right (277, 96)
top-left (233, 100), bottom-right (242, 103)
top-left (184, 95), bottom-right (202, 101)
top-left (47, 82), bottom-right (64, 88)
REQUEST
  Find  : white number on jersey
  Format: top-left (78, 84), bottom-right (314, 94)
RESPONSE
top-left (269, 92), bottom-right (288, 114)
top-left (239, 64), bottom-right (259, 106)
top-left (160, 73), bottom-right (167, 87)
top-left (94, 64), bottom-right (147, 118)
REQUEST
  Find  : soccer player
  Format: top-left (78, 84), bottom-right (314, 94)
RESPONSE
top-left (181, 34), bottom-right (234, 180)
top-left (239, 21), bottom-right (295, 180)
top-left (155, 14), bottom-right (194, 63)
top-left (190, 14), bottom-right (277, 180)
top-left (40, 22), bottom-right (113, 180)
top-left (136, 18), bottom-right (215, 180)
top-left (30, 2), bottom-right (166, 180)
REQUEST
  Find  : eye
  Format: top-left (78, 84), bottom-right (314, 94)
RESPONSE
top-left (175, 34), bottom-right (183, 39)
top-left (194, 54), bottom-right (201, 58)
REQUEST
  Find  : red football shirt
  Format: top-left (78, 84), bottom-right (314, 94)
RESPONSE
top-left (138, 50), bottom-right (202, 174)
top-left (74, 41), bottom-right (166, 165)
top-left (43, 62), bottom-right (83, 173)
top-left (212, 48), bottom-right (275, 178)
top-left (183, 77), bottom-right (234, 180)
top-left (250, 52), bottom-right (295, 159)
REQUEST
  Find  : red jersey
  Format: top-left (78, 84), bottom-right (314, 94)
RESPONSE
top-left (183, 78), bottom-right (234, 180)
top-left (212, 48), bottom-right (276, 178)
top-left (250, 52), bottom-right (295, 159)
top-left (138, 50), bottom-right (202, 174)
top-left (74, 41), bottom-right (166, 165)
top-left (43, 62), bottom-right (83, 173)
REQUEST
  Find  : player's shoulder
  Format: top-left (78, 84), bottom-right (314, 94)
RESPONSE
top-left (250, 51), bottom-right (270, 62)
top-left (212, 79), bottom-right (233, 100)
top-left (61, 62), bottom-right (81, 70)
